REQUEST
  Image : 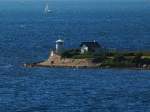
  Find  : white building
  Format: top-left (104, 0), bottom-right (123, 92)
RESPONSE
top-left (80, 41), bottom-right (101, 54)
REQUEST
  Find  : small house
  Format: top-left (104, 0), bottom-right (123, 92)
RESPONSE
top-left (80, 41), bottom-right (102, 54)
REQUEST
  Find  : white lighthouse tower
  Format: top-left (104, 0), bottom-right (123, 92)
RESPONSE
top-left (56, 39), bottom-right (64, 54)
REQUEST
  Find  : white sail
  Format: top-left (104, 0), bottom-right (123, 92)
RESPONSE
top-left (44, 4), bottom-right (52, 13)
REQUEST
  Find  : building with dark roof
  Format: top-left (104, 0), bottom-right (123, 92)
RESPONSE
top-left (80, 41), bottom-right (102, 54)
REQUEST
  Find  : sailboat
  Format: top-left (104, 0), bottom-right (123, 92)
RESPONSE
top-left (44, 4), bottom-right (52, 14)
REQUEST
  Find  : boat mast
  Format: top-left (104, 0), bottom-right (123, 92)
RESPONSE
top-left (44, 0), bottom-right (51, 13)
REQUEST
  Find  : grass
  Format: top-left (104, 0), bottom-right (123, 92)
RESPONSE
top-left (61, 49), bottom-right (150, 67)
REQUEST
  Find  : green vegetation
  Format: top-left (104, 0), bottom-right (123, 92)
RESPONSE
top-left (61, 49), bottom-right (105, 59)
top-left (61, 49), bottom-right (150, 68)
top-left (61, 49), bottom-right (80, 58)
top-left (102, 52), bottom-right (150, 68)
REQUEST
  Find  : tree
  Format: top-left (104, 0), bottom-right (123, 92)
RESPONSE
top-left (113, 54), bottom-right (126, 62)
top-left (132, 52), bottom-right (143, 63)
top-left (132, 52), bottom-right (143, 66)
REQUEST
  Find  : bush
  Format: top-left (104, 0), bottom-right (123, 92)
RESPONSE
top-left (72, 52), bottom-right (94, 59)
top-left (113, 53), bottom-right (126, 62)
top-left (61, 49), bottom-right (80, 58)
top-left (102, 58), bottom-right (134, 67)
top-left (132, 52), bottom-right (143, 64)
top-left (92, 55), bottom-right (106, 63)
top-left (140, 58), bottom-right (150, 65)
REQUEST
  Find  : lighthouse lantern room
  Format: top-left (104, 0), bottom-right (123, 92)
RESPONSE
top-left (56, 39), bottom-right (64, 54)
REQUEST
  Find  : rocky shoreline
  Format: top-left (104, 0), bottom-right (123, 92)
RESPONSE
top-left (24, 55), bottom-right (150, 70)
top-left (24, 63), bottom-right (150, 70)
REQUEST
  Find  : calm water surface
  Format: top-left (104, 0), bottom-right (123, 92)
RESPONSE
top-left (0, 1), bottom-right (150, 112)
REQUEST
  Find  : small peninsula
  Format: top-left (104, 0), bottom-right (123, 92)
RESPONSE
top-left (24, 39), bottom-right (150, 69)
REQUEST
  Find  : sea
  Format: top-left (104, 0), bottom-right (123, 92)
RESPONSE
top-left (0, 0), bottom-right (150, 112)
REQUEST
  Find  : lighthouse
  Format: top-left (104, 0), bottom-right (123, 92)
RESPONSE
top-left (56, 39), bottom-right (64, 54)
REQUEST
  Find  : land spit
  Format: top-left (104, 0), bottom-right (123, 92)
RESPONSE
top-left (24, 39), bottom-right (150, 70)
top-left (24, 52), bottom-right (150, 70)
top-left (24, 53), bottom-right (101, 68)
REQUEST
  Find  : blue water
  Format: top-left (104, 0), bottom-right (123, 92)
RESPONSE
top-left (0, 1), bottom-right (150, 112)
